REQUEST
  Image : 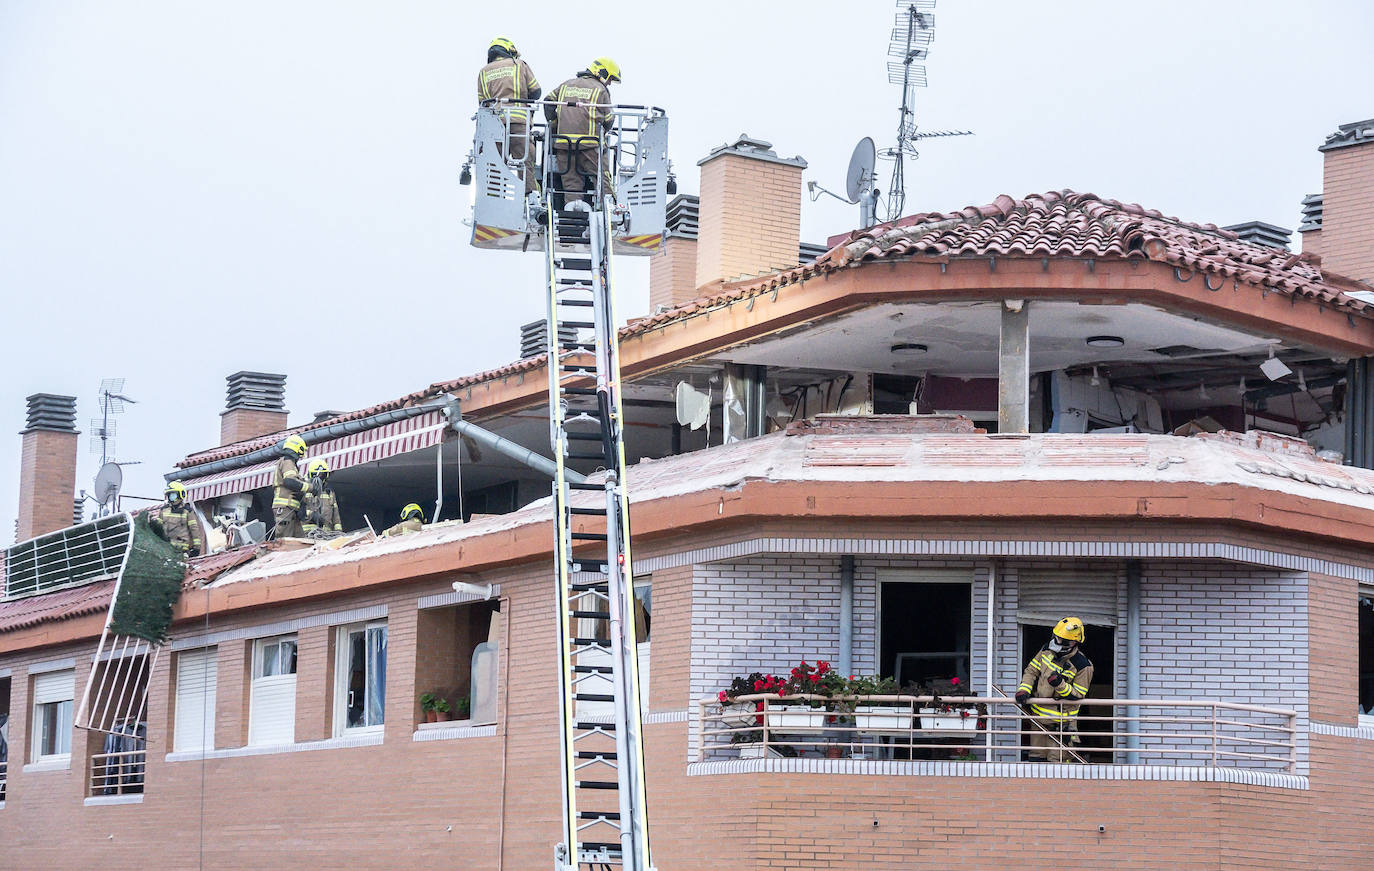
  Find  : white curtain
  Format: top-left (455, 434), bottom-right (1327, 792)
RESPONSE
top-left (365, 626), bottom-right (387, 727)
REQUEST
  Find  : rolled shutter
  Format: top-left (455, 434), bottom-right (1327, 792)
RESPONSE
top-left (32, 669), bottom-right (75, 704)
top-left (174, 649), bottom-right (217, 752)
top-left (248, 675), bottom-right (296, 746)
top-left (1017, 569), bottom-right (1118, 627)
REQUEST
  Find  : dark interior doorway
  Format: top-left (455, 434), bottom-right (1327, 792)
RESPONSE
top-left (880, 582), bottom-right (971, 687)
top-left (1020, 622), bottom-right (1115, 761)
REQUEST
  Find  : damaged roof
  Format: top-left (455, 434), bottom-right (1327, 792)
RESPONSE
top-left (174, 190), bottom-right (1374, 471)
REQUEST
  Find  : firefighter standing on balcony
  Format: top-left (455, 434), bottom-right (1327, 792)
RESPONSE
top-left (1015, 617), bottom-right (1094, 762)
top-left (545, 58), bottom-right (620, 206)
top-left (271, 435), bottom-right (311, 540)
top-left (477, 37), bottom-right (541, 194)
top-left (152, 481), bottom-right (203, 557)
top-left (300, 459), bottom-right (343, 536)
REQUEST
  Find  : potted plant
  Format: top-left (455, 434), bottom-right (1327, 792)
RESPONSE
top-left (913, 677), bottom-right (979, 731)
top-left (420, 692), bottom-right (439, 723)
top-left (453, 696), bottom-right (471, 721)
top-left (848, 675), bottom-right (907, 734)
top-left (767, 660), bottom-right (843, 730)
top-left (433, 697), bottom-right (453, 722)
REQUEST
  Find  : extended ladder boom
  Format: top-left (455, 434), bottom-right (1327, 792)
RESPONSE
top-left (544, 180), bottom-right (654, 870)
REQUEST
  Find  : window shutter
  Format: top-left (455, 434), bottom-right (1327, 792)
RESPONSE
top-left (174, 649), bottom-right (218, 752)
top-left (32, 669), bottom-right (75, 704)
top-left (1017, 569), bottom-right (1118, 627)
top-left (248, 674), bottom-right (296, 746)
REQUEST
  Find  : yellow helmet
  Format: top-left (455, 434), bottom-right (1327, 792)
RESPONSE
top-left (401, 503), bottom-right (425, 523)
top-left (307, 459), bottom-right (330, 479)
top-left (588, 57), bottom-right (621, 84)
top-left (489, 36), bottom-right (518, 59)
top-left (282, 434), bottom-right (307, 459)
top-left (165, 481), bottom-right (187, 503)
top-left (1052, 616), bottom-right (1086, 644)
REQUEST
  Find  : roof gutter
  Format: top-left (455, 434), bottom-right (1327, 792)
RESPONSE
top-left (165, 397), bottom-right (452, 482)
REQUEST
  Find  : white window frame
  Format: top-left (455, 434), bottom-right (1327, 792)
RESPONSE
top-left (173, 647), bottom-right (218, 753)
top-left (30, 669), bottom-right (75, 764)
top-left (333, 621), bottom-right (387, 737)
top-left (248, 635), bottom-right (297, 746)
top-left (1360, 589), bottom-right (1373, 726)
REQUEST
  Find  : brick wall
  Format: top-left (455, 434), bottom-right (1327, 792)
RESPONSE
top-left (696, 153), bottom-right (803, 286)
top-left (15, 429), bottom-right (77, 541)
top-left (218, 408), bottom-right (288, 447)
top-left (648, 237), bottom-right (699, 312)
top-left (1321, 143), bottom-right (1374, 282)
top-left (1309, 571), bottom-right (1358, 724)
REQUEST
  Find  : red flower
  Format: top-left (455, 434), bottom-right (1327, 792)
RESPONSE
top-left (753, 680), bottom-right (764, 692)
top-left (718, 690), bottom-right (730, 703)
top-left (808, 674), bottom-right (819, 683)
top-left (778, 687), bottom-right (788, 697)
top-left (817, 661), bottom-right (830, 674)
top-left (950, 677), bottom-right (960, 686)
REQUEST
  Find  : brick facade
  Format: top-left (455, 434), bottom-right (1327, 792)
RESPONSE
top-left (696, 146), bottom-right (804, 286)
top-left (648, 236), bottom-right (699, 312)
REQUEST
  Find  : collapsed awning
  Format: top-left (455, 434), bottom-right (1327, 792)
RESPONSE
top-left (183, 410), bottom-right (448, 502)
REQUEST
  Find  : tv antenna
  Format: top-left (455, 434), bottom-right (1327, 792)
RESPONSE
top-left (807, 137), bottom-right (881, 228)
top-left (92, 378), bottom-right (136, 466)
top-left (880, 0), bottom-right (972, 223)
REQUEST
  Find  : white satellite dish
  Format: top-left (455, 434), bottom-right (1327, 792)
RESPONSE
top-left (845, 137), bottom-right (877, 204)
top-left (674, 382), bottom-right (711, 431)
top-left (93, 462), bottom-right (122, 513)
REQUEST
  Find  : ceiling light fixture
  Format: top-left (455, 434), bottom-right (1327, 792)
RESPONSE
top-left (1085, 335), bottom-right (1125, 348)
top-left (890, 343), bottom-right (928, 354)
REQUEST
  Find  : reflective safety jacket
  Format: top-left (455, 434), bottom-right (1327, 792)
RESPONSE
top-left (272, 456), bottom-right (307, 511)
top-left (544, 74), bottom-right (612, 146)
top-left (301, 487), bottom-right (342, 533)
top-left (1018, 645), bottom-right (1093, 720)
top-left (382, 517), bottom-right (423, 538)
top-left (477, 57), bottom-right (541, 122)
top-left (156, 504), bottom-right (203, 555)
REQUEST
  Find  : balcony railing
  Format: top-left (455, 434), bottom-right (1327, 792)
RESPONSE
top-left (89, 750), bottom-right (145, 796)
top-left (0, 760), bottom-right (7, 801)
top-left (697, 694), bottom-right (1297, 772)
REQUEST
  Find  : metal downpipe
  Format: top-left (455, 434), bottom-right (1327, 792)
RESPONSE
top-left (1125, 560), bottom-right (1142, 764)
top-left (839, 555), bottom-right (855, 677)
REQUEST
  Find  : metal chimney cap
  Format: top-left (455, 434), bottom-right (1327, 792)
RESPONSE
top-left (22, 393), bottom-right (78, 434)
top-left (1319, 118), bottom-right (1374, 153)
top-left (698, 133), bottom-right (807, 169)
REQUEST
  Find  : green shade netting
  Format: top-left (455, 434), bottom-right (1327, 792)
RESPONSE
top-left (108, 514), bottom-right (185, 643)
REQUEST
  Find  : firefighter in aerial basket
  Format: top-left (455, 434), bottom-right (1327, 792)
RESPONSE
top-left (1014, 617), bottom-right (1094, 762)
top-left (545, 57), bottom-right (620, 207)
top-left (477, 36), bottom-right (542, 194)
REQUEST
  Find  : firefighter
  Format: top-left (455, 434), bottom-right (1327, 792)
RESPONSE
top-left (477, 36), bottom-right (541, 194)
top-left (271, 435), bottom-right (311, 540)
top-left (152, 481), bottom-right (203, 557)
top-left (545, 57), bottom-right (620, 206)
top-left (382, 503), bottom-right (425, 537)
top-left (300, 459), bottom-right (343, 535)
top-left (1014, 617), bottom-right (1093, 762)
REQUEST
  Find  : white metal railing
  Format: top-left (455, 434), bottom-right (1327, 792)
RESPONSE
top-left (697, 694), bottom-right (1298, 772)
top-left (3, 513), bottom-right (132, 599)
top-left (88, 750), bottom-right (145, 796)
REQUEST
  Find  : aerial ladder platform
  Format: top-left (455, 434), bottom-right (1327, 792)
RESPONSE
top-left (463, 99), bottom-right (671, 871)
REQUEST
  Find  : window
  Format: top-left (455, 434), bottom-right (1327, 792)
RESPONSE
top-left (1360, 595), bottom-right (1373, 724)
top-left (31, 668), bottom-right (74, 762)
top-left (248, 636), bottom-right (297, 746)
top-left (334, 623), bottom-right (387, 734)
top-left (173, 648), bottom-right (218, 752)
top-left (415, 601), bottom-right (500, 727)
top-left (1, 676), bottom-right (11, 798)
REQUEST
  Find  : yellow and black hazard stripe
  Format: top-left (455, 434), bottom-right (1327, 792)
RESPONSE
top-left (474, 225), bottom-right (522, 243)
top-left (617, 233), bottom-right (662, 250)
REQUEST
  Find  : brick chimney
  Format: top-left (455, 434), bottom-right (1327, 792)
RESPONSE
top-left (220, 372), bottom-right (288, 446)
top-left (1318, 119), bottom-right (1374, 282)
top-left (648, 195), bottom-right (701, 311)
top-left (16, 393), bottom-right (79, 541)
top-left (695, 135), bottom-right (807, 288)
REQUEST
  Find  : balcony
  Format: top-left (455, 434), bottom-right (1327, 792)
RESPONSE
top-left (88, 750), bottom-right (145, 797)
top-left (696, 694), bottom-right (1297, 775)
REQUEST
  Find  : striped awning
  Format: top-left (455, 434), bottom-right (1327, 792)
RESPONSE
top-left (183, 410), bottom-right (448, 502)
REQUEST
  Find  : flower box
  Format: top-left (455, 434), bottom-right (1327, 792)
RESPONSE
top-left (854, 704), bottom-right (912, 734)
top-left (737, 744), bottom-right (785, 759)
top-left (918, 707), bottom-right (978, 731)
top-left (764, 707), bottom-right (826, 731)
top-left (720, 705), bottom-right (759, 728)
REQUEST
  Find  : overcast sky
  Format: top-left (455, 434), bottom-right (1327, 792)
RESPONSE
top-left (1, 0), bottom-right (1371, 539)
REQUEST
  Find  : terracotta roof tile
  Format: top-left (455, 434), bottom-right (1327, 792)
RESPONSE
top-left (182, 546), bottom-right (263, 591)
top-left (0, 580), bottom-right (114, 634)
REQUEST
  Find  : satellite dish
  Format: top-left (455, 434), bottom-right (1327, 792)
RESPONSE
top-left (93, 462), bottom-right (122, 510)
top-left (845, 137), bottom-right (877, 203)
top-left (674, 382), bottom-right (711, 431)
